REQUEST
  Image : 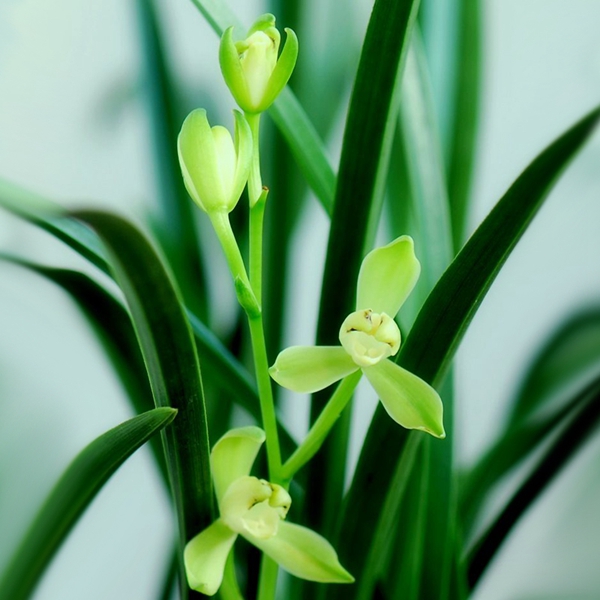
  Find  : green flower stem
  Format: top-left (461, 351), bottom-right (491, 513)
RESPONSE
top-left (257, 555), bottom-right (279, 600)
top-left (250, 189), bottom-right (268, 304)
top-left (245, 112), bottom-right (263, 206)
top-left (281, 370), bottom-right (363, 481)
top-left (248, 313), bottom-right (282, 480)
top-left (209, 211), bottom-right (259, 316)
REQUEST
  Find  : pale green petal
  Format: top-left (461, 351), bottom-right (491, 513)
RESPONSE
top-left (219, 27), bottom-right (252, 111)
top-left (184, 519), bottom-right (237, 596)
top-left (231, 110), bottom-right (252, 206)
top-left (356, 235), bottom-right (421, 317)
top-left (247, 521), bottom-right (354, 583)
top-left (211, 427), bottom-right (265, 503)
top-left (363, 359), bottom-right (445, 438)
top-left (260, 27), bottom-right (299, 111)
top-left (269, 346), bottom-right (358, 393)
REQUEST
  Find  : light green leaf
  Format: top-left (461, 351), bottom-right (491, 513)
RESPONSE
top-left (211, 427), bottom-right (265, 504)
top-left (0, 408), bottom-right (177, 600)
top-left (270, 346), bottom-right (358, 393)
top-left (363, 359), bottom-right (445, 438)
top-left (184, 519), bottom-right (237, 596)
top-left (356, 236), bottom-right (421, 317)
top-left (249, 521), bottom-right (354, 583)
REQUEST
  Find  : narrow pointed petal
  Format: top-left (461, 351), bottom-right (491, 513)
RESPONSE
top-left (184, 520), bottom-right (237, 596)
top-left (247, 521), bottom-right (354, 583)
top-left (363, 359), bottom-right (445, 438)
top-left (356, 235), bottom-right (421, 317)
top-left (231, 110), bottom-right (252, 203)
top-left (219, 27), bottom-right (252, 111)
top-left (211, 427), bottom-right (265, 503)
top-left (260, 27), bottom-right (299, 111)
top-left (269, 346), bottom-right (358, 393)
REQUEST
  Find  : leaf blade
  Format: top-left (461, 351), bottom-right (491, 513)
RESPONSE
top-left (0, 408), bottom-right (177, 600)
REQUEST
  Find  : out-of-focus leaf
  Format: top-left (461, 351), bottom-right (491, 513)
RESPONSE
top-left (135, 0), bottom-right (208, 318)
top-left (0, 408), bottom-right (177, 600)
top-left (72, 210), bottom-right (212, 598)
top-left (189, 0), bottom-right (335, 214)
top-left (462, 307), bottom-right (600, 531)
top-left (466, 379), bottom-right (600, 589)
top-left (309, 0), bottom-right (423, 544)
top-left (0, 255), bottom-right (168, 483)
top-left (510, 307), bottom-right (600, 426)
top-left (0, 178), bottom-right (108, 273)
top-left (338, 106), bottom-right (600, 588)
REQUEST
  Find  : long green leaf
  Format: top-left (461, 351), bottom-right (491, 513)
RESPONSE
top-left (0, 408), bottom-right (177, 600)
top-left (135, 0), bottom-right (208, 318)
top-left (466, 379), bottom-right (600, 589)
top-left (309, 0), bottom-right (422, 541)
top-left (338, 106), bottom-right (600, 585)
top-left (188, 0), bottom-right (335, 213)
top-left (72, 210), bottom-right (212, 597)
top-left (0, 178), bottom-right (108, 273)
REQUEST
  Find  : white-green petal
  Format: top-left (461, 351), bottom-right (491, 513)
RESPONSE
top-left (269, 346), bottom-right (358, 393)
top-left (356, 235), bottom-right (421, 317)
top-left (211, 427), bottom-right (265, 503)
top-left (184, 519), bottom-right (238, 596)
top-left (231, 110), bottom-right (252, 204)
top-left (363, 359), bottom-right (445, 438)
top-left (247, 521), bottom-right (354, 584)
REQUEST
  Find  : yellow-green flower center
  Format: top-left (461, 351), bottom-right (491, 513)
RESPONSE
top-left (339, 309), bottom-right (401, 368)
top-left (219, 476), bottom-right (291, 540)
top-left (238, 31), bottom-right (278, 106)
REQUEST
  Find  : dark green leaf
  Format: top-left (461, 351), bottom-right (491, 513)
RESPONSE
top-left (0, 408), bottom-right (177, 600)
top-left (309, 0), bottom-right (422, 541)
top-left (338, 106), bottom-right (600, 587)
top-left (466, 379), bottom-right (600, 589)
top-left (72, 210), bottom-right (212, 594)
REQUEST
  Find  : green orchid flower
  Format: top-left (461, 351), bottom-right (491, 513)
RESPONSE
top-left (219, 14), bottom-right (298, 114)
top-left (177, 108), bottom-right (252, 214)
top-left (269, 236), bottom-right (445, 438)
top-left (184, 427), bottom-right (354, 595)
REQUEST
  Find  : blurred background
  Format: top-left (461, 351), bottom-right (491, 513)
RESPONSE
top-left (1, 0), bottom-right (600, 598)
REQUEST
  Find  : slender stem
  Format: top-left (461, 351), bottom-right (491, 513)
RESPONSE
top-left (245, 112), bottom-right (263, 206)
top-left (257, 555), bottom-right (279, 600)
top-left (281, 370), bottom-right (362, 481)
top-left (209, 211), bottom-right (250, 287)
top-left (248, 315), bottom-right (282, 480)
top-left (250, 190), bottom-right (268, 303)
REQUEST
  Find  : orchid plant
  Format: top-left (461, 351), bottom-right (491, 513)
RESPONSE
top-left (0, 1), bottom-right (599, 600)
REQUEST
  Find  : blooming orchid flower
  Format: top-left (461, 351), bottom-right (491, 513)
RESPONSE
top-left (219, 14), bottom-right (298, 114)
top-left (269, 236), bottom-right (445, 438)
top-left (184, 427), bottom-right (353, 595)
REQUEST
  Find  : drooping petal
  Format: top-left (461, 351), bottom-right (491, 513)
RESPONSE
top-left (356, 235), bottom-right (421, 317)
top-left (184, 519), bottom-right (238, 596)
top-left (269, 346), bottom-right (359, 393)
top-left (211, 427), bottom-right (265, 503)
top-left (247, 521), bottom-right (354, 583)
top-left (363, 359), bottom-right (445, 438)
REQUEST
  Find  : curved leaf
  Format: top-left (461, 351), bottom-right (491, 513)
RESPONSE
top-left (0, 408), bottom-right (177, 600)
top-left (71, 211), bottom-right (212, 559)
